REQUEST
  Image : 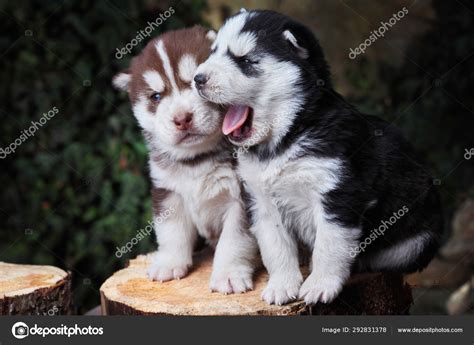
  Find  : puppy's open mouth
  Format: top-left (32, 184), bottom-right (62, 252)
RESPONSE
top-left (222, 105), bottom-right (253, 142)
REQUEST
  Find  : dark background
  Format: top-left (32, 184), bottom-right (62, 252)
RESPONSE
top-left (0, 0), bottom-right (472, 314)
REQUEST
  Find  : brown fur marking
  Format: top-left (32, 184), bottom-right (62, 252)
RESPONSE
top-left (127, 25), bottom-right (213, 110)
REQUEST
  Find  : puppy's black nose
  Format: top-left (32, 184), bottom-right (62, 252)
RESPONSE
top-left (194, 73), bottom-right (208, 87)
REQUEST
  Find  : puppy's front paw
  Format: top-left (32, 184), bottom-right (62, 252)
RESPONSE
top-left (209, 268), bottom-right (253, 294)
top-left (147, 253), bottom-right (191, 282)
top-left (298, 273), bottom-right (344, 305)
top-left (261, 273), bottom-right (303, 305)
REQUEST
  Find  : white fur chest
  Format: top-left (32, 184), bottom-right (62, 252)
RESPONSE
top-left (149, 158), bottom-right (240, 240)
top-left (238, 150), bottom-right (342, 245)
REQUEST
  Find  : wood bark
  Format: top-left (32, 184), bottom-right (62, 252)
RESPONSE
top-left (0, 262), bottom-right (72, 315)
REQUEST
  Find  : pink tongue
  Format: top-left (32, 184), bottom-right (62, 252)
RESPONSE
top-left (222, 105), bottom-right (250, 135)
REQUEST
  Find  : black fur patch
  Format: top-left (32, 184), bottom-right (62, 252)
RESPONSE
top-left (226, 48), bottom-right (261, 77)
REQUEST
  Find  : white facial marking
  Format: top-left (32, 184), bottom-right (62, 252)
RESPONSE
top-left (132, 95), bottom-right (154, 131)
top-left (229, 31), bottom-right (256, 57)
top-left (143, 70), bottom-right (165, 92)
top-left (178, 54), bottom-right (197, 83)
top-left (156, 40), bottom-right (178, 91)
top-left (212, 12), bottom-right (250, 51)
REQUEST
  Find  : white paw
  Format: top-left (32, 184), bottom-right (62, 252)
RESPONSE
top-left (209, 269), bottom-right (253, 294)
top-left (298, 273), bottom-right (344, 305)
top-left (147, 253), bottom-right (191, 282)
top-left (261, 272), bottom-right (303, 305)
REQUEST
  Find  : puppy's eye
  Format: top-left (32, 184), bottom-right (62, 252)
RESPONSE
top-left (150, 92), bottom-right (161, 102)
top-left (241, 57), bottom-right (257, 64)
top-left (235, 54), bottom-right (256, 64)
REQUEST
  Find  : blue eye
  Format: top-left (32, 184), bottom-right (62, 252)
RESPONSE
top-left (150, 92), bottom-right (161, 102)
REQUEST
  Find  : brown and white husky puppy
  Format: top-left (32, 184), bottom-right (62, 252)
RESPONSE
top-left (113, 26), bottom-right (257, 294)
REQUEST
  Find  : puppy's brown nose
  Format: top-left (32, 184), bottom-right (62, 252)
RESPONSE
top-left (173, 112), bottom-right (193, 131)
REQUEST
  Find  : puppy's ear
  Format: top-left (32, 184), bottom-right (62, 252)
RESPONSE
top-left (206, 29), bottom-right (217, 42)
top-left (283, 30), bottom-right (309, 59)
top-left (112, 70), bottom-right (131, 92)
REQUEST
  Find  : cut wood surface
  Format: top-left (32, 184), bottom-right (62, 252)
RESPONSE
top-left (101, 249), bottom-right (413, 315)
top-left (0, 262), bottom-right (72, 315)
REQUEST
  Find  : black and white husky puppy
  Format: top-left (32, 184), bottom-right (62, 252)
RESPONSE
top-left (113, 26), bottom-right (256, 294)
top-left (193, 10), bottom-right (443, 305)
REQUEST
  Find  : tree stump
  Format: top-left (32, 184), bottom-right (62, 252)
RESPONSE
top-left (0, 262), bottom-right (72, 315)
top-left (101, 249), bottom-right (413, 315)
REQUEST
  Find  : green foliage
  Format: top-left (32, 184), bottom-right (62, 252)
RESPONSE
top-left (0, 0), bottom-right (208, 312)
